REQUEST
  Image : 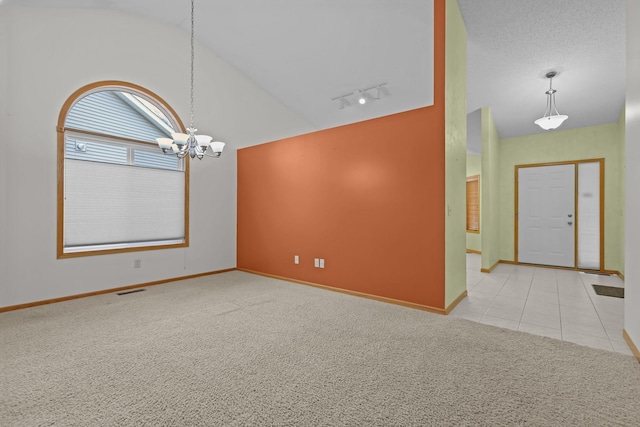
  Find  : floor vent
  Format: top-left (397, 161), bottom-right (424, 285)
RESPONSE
top-left (117, 289), bottom-right (146, 296)
top-left (592, 285), bottom-right (624, 299)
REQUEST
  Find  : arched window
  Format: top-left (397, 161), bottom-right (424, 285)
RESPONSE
top-left (57, 81), bottom-right (188, 258)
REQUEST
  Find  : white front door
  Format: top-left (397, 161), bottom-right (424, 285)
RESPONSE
top-left (518, 164), bottom-right (575, 268)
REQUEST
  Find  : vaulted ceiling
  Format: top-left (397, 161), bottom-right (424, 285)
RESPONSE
top-left (5, 0), bottom-right (626, 152)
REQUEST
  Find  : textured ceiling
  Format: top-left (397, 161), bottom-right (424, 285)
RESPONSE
top-left (458, 0), bottom-right (625, 153)
top-left (4, 0), bottom-right (627, 152)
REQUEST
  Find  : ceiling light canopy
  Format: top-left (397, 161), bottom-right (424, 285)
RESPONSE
top-left (534, 71), bottom-right (568, 131)
top-left (156, 0), bottom-right (225, 159)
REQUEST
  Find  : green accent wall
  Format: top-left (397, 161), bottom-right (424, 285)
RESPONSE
top-left (480, 108), bottom-right (500, 271)
top-left (466, 154), bottom-right (481, 252)
top-left (498, 123), bottom-right (625, 272)
top-left (618, 108), bottom-right (625, 275)
top-left (444, 0), bottom-right (467, 307)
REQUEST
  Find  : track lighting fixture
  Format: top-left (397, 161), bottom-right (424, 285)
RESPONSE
top-left (332, 83), bottom-right (388, 110)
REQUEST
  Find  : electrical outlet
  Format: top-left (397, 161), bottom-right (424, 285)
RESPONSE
top-left (314, 258), bottom-right (320, 268)
top-left (319, 259), bottom-right (325, 269)
top-left (294, 255), bottom-right (299, 264)
top-left (134, 259), bottom-right (141, 268)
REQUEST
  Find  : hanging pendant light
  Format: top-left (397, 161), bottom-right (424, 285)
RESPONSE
top-left (534, 71), bottom-right (568, 130)
top-left (156, 0), bottom-right (225, 159)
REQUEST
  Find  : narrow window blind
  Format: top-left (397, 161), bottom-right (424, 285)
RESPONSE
top-left (577, 162), bottom-right (600, 270)
top-left (466, 176), bottom-right (479, 233)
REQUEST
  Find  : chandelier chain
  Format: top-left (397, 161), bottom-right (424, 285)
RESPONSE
top-left (190, 0), bottom-right (195, 130)
top-left (154, 0), bottom-right (225, 159)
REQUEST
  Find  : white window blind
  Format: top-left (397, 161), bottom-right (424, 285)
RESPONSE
top-left (577, 162), bottom-right (600, 270)
top-left (59, 86), bottom-right (187, 256)
top-left (64, 159), bottom-right (184, 250)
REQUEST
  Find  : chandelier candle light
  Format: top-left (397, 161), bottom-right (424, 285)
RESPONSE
top-left (156, 0), bottom-right (225, 159)
top-left (534, 71), bottom-right (568, 130)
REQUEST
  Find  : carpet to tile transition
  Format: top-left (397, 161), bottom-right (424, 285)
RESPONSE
top-left (1, 271), bottom-right (639, 426)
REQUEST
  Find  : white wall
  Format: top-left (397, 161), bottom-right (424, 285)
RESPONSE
top-left (0, 7), bottom-right (315, 308)
top-left (0, 11), bottom-right (8, 303)
top-left (625, 0), bottom-right (640, 352)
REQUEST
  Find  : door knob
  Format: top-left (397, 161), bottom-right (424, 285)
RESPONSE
top-left (568, 214), bottom-right (573, 217)
top-left (568, 221), bottom-right (573, 225)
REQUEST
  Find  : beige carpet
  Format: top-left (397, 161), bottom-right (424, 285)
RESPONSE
top-left (1, 271), bottom-right (639, 426)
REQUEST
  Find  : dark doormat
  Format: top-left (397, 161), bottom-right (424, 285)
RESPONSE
top-left (592, 285), bottom-right (624, 298)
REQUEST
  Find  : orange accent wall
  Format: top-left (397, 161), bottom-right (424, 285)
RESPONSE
top-left (237, 0), bottom-right (446, 308)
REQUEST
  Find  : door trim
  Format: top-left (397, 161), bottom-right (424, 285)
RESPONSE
top-left (514, 158), bottom-right (605, 271)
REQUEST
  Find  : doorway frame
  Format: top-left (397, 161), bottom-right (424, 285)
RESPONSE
top-left (514, 158), bottom-right (605, 272)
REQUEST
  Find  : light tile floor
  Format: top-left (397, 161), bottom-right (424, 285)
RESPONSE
top-left (450, 254), bottom-right (632, 355)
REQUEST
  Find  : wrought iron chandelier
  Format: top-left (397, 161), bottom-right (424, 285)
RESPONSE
top-left (156, 0), bottom-right (225, 159)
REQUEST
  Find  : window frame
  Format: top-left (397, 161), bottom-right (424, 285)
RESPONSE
top-left (57, 81), bottom-right (189, 259)
top-left (466, 175), bottom-right (480, 234)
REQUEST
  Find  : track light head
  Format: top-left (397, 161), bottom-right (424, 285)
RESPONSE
top-left (333, 83), bottom-right (388, 110)
top-left (357, 91), bottom-right (367, 105)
